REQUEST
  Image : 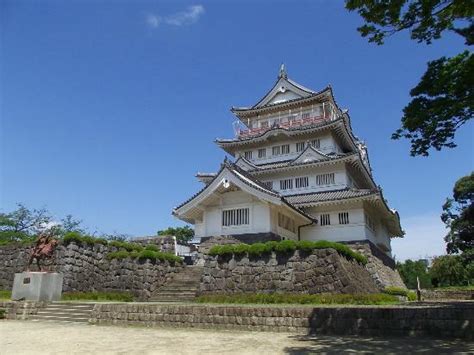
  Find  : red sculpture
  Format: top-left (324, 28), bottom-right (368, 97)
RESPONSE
top-left (27, 231), bottom-right (59, 272)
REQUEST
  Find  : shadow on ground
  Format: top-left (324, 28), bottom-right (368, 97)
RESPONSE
top-left (283, 335), bottom-right (474, 354)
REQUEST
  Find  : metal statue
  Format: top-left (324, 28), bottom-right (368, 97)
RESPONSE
top-left (27, 231), bottom-right (59, 271)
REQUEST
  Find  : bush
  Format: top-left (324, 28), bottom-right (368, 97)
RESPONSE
top-left (63, 231), bottom-right (83, 245)
top-left (144, 244), bottom-right (159, 252)
top-left (109, 240), bottom-right (144, 252)
top-left (274, 240), bottom-right (297, 253)
top-left (0, 309), bottom-right (4, 319)
top-left (196, 292), bottom-right (399, 305)
top-left (383, 286), bottom-right (409, 297)
top-left (107, 250), bottom-right (130, 260)
top-left (63, 232), bottom-right (109, 247)
top-left (62, 291), bottom-right (133, 302)
top-left (207, 240), bottom-right (367, 265)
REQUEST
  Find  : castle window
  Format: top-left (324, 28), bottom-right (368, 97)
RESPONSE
top-left (301, 112), bottom-right (311, 120)
top-left (296, 142), bottom-right (305, 152)
top-left (244, 151), bottom-right (253, 160)
top-left (279, 179), bottom-right (293, 190)
top-left (278, 213), bottom-right (295, 233)
top-left (222, 208), bottom-right (249, 227)
top-left (281, 144), bottom-right (290, 154)
top-left (311, 139), bottom-right (321, 148)
top-left (320, 214), bottom-right (331, 226)
top-left (262, 181), bottom-right (273, 190)
top-left (295, 176), bottom-right (309, 189)
top-left (260, 121), bottom-right (269, 128)
top-left (258, 148), bottom-right (266, 158)
top-left (338, 212), bottom-right (350, 225)
top-left (316, 173), bottom-right (335, 185)
top-left (272, 146), bottom-right (281, 156)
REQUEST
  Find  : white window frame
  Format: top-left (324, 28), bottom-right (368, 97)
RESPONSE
top-left (338, 212), bottom-right (350, 225)
top-left (244, 151), bottom-right (253, 160)
top-left (295, 176), bottom-right (309, 189)
top-left (320, 213), bottom-right (331, 226)
top-left (258, 148), bottom-right (266, 159)
top-left (222, 207), bottom-right (250, 227)
top-left (316, 173), bottom-right (335, 186)
top-left (279, 179), bottom-right (293, 190)
top-left (296, 142), bottom-right (306, 152)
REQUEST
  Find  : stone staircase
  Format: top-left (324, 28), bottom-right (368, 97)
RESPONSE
top-left (149, 266), bottom-right (203, 302)
top-left (30, 302), bottom-right (95, 323)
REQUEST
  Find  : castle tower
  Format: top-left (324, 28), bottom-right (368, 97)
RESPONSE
top-left (173, 67), bottom-right (402, 257)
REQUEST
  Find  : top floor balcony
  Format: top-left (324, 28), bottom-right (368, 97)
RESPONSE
top-left (237, 110), bottom-right (338, 139)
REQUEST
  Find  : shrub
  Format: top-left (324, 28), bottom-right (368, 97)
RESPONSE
top-left (107, 250), bottom-right (130, 260)
top-left (248, 243), bottom-right (272, 256)
top-left (137, 249), bottom-right (182, 264)
top-left (62, 291), bottom-right (133, 302)
top-left (63, 232), bottom-right (109, 247)
top-left (274, 240), bottom-right (297, 253)
top-left (109, 240), bottom-right (144, 252)
top-left (63, 231), bottom-right (83, 245)
top-left (383, 286), bottom-right (409, 297)
top-left (196, 292), bottom-right (399, 305)
top-left (0, 309), bottom-right (4, 319)
top-left (144, 244), bottom-right (160, 252)
top-left (207, 240), bottom-right (367, 265)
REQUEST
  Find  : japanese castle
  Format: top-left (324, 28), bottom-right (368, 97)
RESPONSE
top-left (174, 66), bottom-right (403, 257)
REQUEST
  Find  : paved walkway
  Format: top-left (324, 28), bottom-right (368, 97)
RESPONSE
top-left (1, 321), bottom-right (472, 354)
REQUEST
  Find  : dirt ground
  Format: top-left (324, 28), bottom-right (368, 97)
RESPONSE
top-left (1, 321), bottom-right (473, 354)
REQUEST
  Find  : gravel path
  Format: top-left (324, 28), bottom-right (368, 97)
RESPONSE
top-left (1, 321), bottom-right (472, 354)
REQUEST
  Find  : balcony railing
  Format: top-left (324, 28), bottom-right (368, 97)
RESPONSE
top-left (238, 114), bottom-right (335, 138)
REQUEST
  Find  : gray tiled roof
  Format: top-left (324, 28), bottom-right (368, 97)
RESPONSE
top-left (285, 189), bottom-right (376, 206)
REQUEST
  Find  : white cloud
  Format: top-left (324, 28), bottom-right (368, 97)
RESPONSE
top-left (146, 14), bottom-right (161, 28)
top-left (391, 213), bottom-right (448, 262)
top-left (146, 5), bottom-right (205, 29)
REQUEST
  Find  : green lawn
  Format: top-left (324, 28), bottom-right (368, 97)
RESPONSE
top-left (0, 290), bottom-right (11, 301)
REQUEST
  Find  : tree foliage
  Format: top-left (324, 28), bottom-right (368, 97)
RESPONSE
top-left (0, 204), bottom-right (52, 244)
top-left (430, 253), bottom-right (473, 286)
top-left (441, 172), bottom-right (474, 253)
top-left (346, 0), bottom-right (474, 156)
top-left (157, 225), bottom-right (194, 244)
top-left (396, 259), bottom-right (432, 289)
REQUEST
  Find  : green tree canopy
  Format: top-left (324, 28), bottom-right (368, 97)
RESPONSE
top-left (346, 0), bottom-right (473, 156)
top-left (441, 172), bottom-right (474, 253)
top-left (429, 254), bottom-right (473, 286)
top-left (396, 259), bottom-right (432, 288)
top-left (157, 226), bottom-right (194, 244)
top-left (0, 204), bottom-right (51, 244)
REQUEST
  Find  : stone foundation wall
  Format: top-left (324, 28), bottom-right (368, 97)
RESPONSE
top-left (0, 242), bottom-right (183, 300)
top-left (200, 249), bottom-right (380, 294)
top-left (90, 302), bottom-right (474, 339)
top-left (0, 301), bottom-right (47, 320)
top-left (347, 241), bottom-right (406, 289)
top-left (421, 289), bottom-right (474, 301)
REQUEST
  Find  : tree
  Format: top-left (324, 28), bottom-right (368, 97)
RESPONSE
top-left (157, 226), bottom-right (194, 244)
top-left (346, 0), bottom-right (474, 156)
top-left (396, 259), bottom-right (432, 288)
top-left (429, 254), bottom-right (473, 286)
top-left (441, 172), bottom-right (474, 253)
top-left (0, 204), bottom-right (52, 244)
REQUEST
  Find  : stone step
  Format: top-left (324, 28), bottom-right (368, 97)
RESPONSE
top-left (37, 310), bottom-right (92, 316)
top-left (30, 315), bottom-right (89, 322)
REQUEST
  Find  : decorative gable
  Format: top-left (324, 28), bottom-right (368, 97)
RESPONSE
top-left (291, 146), bottom-right (330, 164)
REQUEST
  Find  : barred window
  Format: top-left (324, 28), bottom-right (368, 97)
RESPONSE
top-left (260, 121), bottom-right (269, 128)
top-left (296, 142), bottom-right (306, 152)
top-left (320, 214), bottom-right (331, 226)
top-left (222, 208), bottom-right (250, 226)
top-left (338, 212), bottom-right (350, 225)
top-left (262, 181), bottom-right (273, 190)
top-left (278, 213), bottom-right (295, 233)
top-left (279, 179), bottom-right (293, 190)
top-left (301, 112), bottom-right (311, 119)
top-left (311, 139), bottom-right (320, 148)
top-left (258, 148), bottom-right (266, 158)
top-left (295, 176), bottom-right (309, 189)
top-left (316, 173), bottom-right (335, 185)
top-left (244, 151), bottom-right (253, 160)
top-left (272, 146), bottom-right (281, 156)
top-left (281, 144), bottom-right (290, 154)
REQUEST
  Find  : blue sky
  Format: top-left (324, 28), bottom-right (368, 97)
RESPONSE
top-left (1, 0), bottom-right (472, 260)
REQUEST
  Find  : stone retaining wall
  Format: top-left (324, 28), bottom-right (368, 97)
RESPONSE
top-left (347, 241), bottom-right (406, 289)
top-left (422, 289), bottom-right (474, 301)
top-left (0, 301), bottom-right (46, 320)
top-left (200, 249), bottom-right (380, 294)
top-left (0, 242), bottom-right (183, 300)
top-left (90, 302), bottom-right (474, 339)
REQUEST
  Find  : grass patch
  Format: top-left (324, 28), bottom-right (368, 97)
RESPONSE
top-left (383, 286), bottom-right (417, 301)
top-left (435, 285), bottom-right (474, 291)
top-left (196, 293), bottom-right (399, 305)
top-left (0, 290), bottom-right (11, 300)
top-left (61, 291), bottom-right (134, 302)
top-left (208, 240), bottom-right (367, 265)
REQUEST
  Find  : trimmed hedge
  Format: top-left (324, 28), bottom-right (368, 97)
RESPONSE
top-left (63, 232), bottom-right (108, 246)
top-left (196, 292), bottom-right (399, 305)
top-left (107, 249), bottom-right (182, 264)
top-left (208, 240), bottom-right (368, 265)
